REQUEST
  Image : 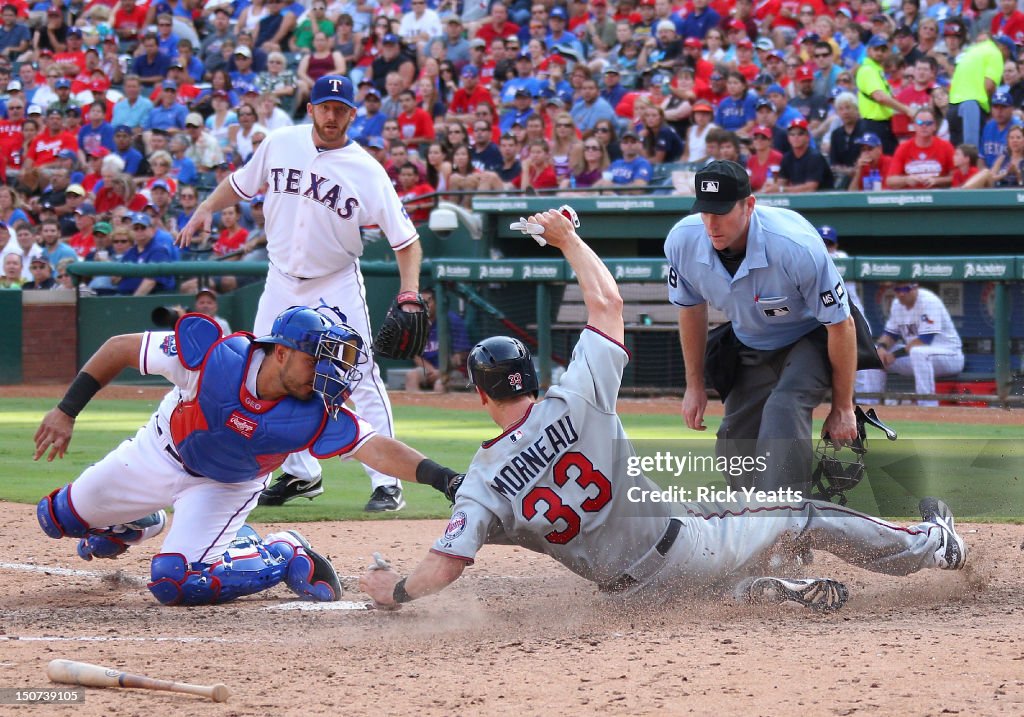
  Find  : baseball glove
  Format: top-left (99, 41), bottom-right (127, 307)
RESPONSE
top-left (372, 291), bottom-right (429, 360)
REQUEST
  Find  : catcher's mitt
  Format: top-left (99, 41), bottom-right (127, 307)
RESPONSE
top-left (372, 291), bottom-right (429, 360)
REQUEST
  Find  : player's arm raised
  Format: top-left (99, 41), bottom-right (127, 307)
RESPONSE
top-left (527, 209), bottom-right (624, 344)
top-left (34, 334), bottom-right (145, 462)
top-left (176, 179), bottom-right (244, 248)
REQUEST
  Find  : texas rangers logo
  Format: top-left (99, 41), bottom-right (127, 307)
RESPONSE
top-left (160, 335), bottom-right (178, 356)
top-left (226, 411), bottom-right (258, 438)
top-left (327, 77), bottom-right (345, 92)
top-left (444, 511), bottom-right (467, 540)
top-left (701, 180), bottom-right (719, 193)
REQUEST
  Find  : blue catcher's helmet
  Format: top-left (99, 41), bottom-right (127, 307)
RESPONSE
top-left (257, 306), bottom-right (367, 416)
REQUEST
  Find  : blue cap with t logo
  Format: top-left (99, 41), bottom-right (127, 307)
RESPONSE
top-left (310, 75), bottom-right (356, 109)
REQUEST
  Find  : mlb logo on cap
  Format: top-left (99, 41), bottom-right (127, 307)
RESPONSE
top-left (692, 160), bottom-right (751, 215)
top-left (310, 74), bottom-right (356, 108)
top-left (701, 180), bottom-right (720, 193)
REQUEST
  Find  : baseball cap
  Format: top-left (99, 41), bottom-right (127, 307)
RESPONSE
top-left (66, 183), bottom-right (86, 196)
top-left (514, 88), bottom-right (532, 98)
top-left (88, 146), bottom-right (111, 158)
top-left (684, 37), bottom-right (703, 49)
top-left (656, 19), bottom-right (676, 34)
top-left (310, 74), bottom-right (356, 108)
top-left (461, 64), bottom-right (479, 78)
top-left (382, 33), bottom-right (399, 44)
top-left (754, 72), bottom-right (774, 86)
top-left (196, 287), bottom-right (218, 300)
top-left (944, 21), bottom-right (964, 36)
top-left (794, 65), bottom-right (814, 81)
top-left (752, 124), bottom-right (773, 138)
top-left (151, 179), bottom-right (171, 192)
top-left (549, 6), bottom-right (567, 19)
top-left (57, 149), bottom-right (77, 160)
top-left (867, 35), bottom-right (889, 48)
top-left (737, 38), bottom-right (754, 49)
top-left (252, 194), bottom-right (266, 205)
top-left (994, 34), bottom-right (1018, 61)
top-left (211, 89), bottom-right (229, 99)
top-left (766, 83), bottom-right (785, 96)
top-left (363, 87), bottom-right (381, 99)
top-left (755, 37), bottom-right (774, 51)
top-left (94, 221), bottom-right (113, 235)
top-left (544, 96), bottom-right (565, 107)
top-left (114, 124), bottom-right (132, 134)
top-left (855, 131), bottom-right (882, 147)
top-left (603, 64), bottom-right (621, 74)
top-left (67, 27), bottom-right (83, 37)
top-left (836, 6), bottom-right (853, 17)
top-left (787, 117), bottom-right (809, 131)
top-left (992, 91), bottom-right (1013, 106)
top-left (55, 77), bottom-right (71, 89)
top-left (131, 213), bottom-right (151, 227)
top-left (446, 15), bottom-right (462, 23)
top-left (161, 79), bottom-right (177, 90)
top-left (727, 18), bottom-right (745, 31)
top-left (65, 106), bottom-right (81, 117)
top-left (692, 160), bottom-right (751, 215)
top-left (818, 225), bottom-right (838, 243)
top-left (365, 136), bottom-right (386, 149)
top-left (800, 32), bottom-right (820, 43)
top-left (75, 202), bottom-right (96, 216)
top-left (710, 71), bottom-right (724, 81)
top-left (756, 97), bottom-right (774, 110)
top-left (894, 23), bottom-right (914, 36)
top-left (692, 100), bottom-right (713, 113)
top-left (6, 80), bottom-right (20, 91)
top-left (469, 38), bottom-right (486, 49)
top-left (30, 256), bottom-right (49, 266)
top-left (185, 112), bottom-right (204, 127)
top-left (620, 129), bottom-right (639, 140)
top-left (234, 45), bottom-right (252, 57)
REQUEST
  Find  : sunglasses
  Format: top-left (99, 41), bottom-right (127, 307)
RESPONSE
top-left (915, 119), bottom-right (935, 126)
top-left (595, 127), bottom-right (611, 132)
top-left (893, 285), bottom-right (915, 293)
top-left (814, 52), bottom-right (832, 58)
top-left (112, 239), bottom-right (131, 244)
top-left (556, 123), bottom-right (573, 128)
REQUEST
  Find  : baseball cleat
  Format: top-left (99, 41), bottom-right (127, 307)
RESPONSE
top-left (283, 530), bottom-right (343, 602)
top-left (258, 473), bottom-right (324, 506)
top-left (364, 485), bottom-right (405, 513)
top-left (919, 497), bottom-right (967, 570)
top-left (741, 576), bottom-right (850, 613)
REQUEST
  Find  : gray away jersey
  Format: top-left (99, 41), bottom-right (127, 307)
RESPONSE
top-left (433, 327), bottom-right (674, 586)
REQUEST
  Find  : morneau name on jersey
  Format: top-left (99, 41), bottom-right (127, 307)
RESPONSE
top-left (490, 416), bottom-right (579, 500)
top-left (268, 168), bottom-right (360, 219)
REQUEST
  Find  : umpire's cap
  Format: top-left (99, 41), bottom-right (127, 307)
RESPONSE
top-left (310, 74), bottom-right (357, 109)
top-left (468, 336), bottom-right (539, 400)
top-left (692, 160), bottom-right (751, 215)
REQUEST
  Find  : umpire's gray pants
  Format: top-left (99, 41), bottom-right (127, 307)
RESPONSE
top-left (717, 334), bottom-right (831, 494)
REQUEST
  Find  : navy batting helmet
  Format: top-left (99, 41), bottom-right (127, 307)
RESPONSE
top-left (258, 306), bottom-right (366, 416)
top-left (467, 336), bottom-right (538, 400)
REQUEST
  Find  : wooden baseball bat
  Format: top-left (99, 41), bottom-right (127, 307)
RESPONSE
top-left (47, 659), bottom-right (230, 703)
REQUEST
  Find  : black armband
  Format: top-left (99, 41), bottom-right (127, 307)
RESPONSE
top-left (393, 577), bottom-right (412, 604)
top-left (57, 371), bottom-right (102, 419)
top-left (416, 458), bottom-right (457, 493)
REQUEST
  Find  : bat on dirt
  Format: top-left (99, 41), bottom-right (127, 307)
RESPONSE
top-left (47, 659), bottom-right (230, 703)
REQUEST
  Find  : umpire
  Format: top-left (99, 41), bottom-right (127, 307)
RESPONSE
top-left (666, 160), bottom-right (858, 494)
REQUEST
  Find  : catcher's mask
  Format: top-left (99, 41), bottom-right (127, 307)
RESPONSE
top-left (810, 406), bottom-right (898, 505)
top-left (258, 305), bottom-right (367, 417)
top-left (468, 336), bottom-right (539, 400)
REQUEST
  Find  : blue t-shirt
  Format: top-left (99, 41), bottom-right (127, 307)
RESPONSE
top-left (608, 156), bottom-right (653, 184)
top-left (131, 53), bottom-right (171, 81)
top-left (118, 239), bottom-right (176, 294)
top-left (423, 311), bottom-right (471, 369)
top-left (144, 103), bottom-right (188, 131)
top-left (172, 156), bottom-right (198, 186)
top-left (78, 123), bottom-right (116, 155)
top-left (980, 118), bottom-right (1022, 167)
top-left (715, 93), bottom-right (757, 132)
top-left (116, 146), bottom-right (144, 174)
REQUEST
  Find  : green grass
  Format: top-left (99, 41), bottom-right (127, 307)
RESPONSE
top-left (3, 398), bottom-right (1020, 522)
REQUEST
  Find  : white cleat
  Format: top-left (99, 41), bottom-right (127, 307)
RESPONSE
top-left (739, 576), bottom-right (850, 613)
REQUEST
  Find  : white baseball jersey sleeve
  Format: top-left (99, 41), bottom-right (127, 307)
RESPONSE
top-left (883, 288), bottom-right (962, 352)
top-left (229, 125), bottom-right (419, 279)
top-left (432, 328), bottom-right (676, 586)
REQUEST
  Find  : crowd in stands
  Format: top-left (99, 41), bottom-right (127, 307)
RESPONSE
top-left (1, 0), bottom-right (1023, 294)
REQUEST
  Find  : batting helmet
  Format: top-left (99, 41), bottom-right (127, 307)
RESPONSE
top-left (467, 336), bottom-right (539, 400)
top-left (257, 306), bottom-right (366, 416)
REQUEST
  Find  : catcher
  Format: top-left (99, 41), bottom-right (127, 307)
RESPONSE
top-left (34, 305), bottom-right (460, 606)
top-left (360, 209), bottom-right (967, 613)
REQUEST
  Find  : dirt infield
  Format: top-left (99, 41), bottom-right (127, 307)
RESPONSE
top-left (1, 500), bottom-right (1022, 716)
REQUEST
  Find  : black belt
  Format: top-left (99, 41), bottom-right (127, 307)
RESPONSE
top-left (600, 518), bottom-right (682, 594)
top-left (157, 424), bottom-right (204, 478)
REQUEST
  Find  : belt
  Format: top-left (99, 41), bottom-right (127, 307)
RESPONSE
top-left (157, 423), bottom-right (204, 478)
top-left (600, 518), bottom-right (682, 594)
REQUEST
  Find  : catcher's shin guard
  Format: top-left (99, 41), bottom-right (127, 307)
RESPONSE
top-left (264, 530), bottom-right (343, 602)
top-left (37, 485), bottom-right (90, 539)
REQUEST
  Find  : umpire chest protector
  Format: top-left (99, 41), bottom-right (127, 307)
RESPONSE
top-left (168, 316), bottom-right (331, 482)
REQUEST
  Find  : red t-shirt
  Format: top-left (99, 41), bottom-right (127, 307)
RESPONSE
top-left (887, 137), bottom-right (955, 186)
top-left (26, 129), bottom-right (79, 166)
top-left (951, 164), bottom-right (980, 188)
top-left (893, 85), bottom-right (934, 139)
top-left (474, 21), bottom-right (519, 47)
top-left (991, 10), bottom-right (1024, 44)
top-left (113, 5), bottom-right (148, 37)
top-left (52, 50), bottom-right (87, 75)
top-left (397, 181), bottom-right (435, 223)
top-left (82, 171), bottom-right (102, 193)
top-left (68, 231), bottom-right (95, 258)
top-left (737, 62), bottom-right (760, 82)
top-left (0, 119), bottom-right (23, 168)
top-left (853, 155), bottom-right (893, 189)
top-left (147, 84), bottom-right (202, 105)
top-left (397, 107), bottom-right (435, 143)
top-left (746, 149), bottom-right (783, 191)
top-left (448, 84), bottom-right (494, 116)
top-left (213, 226), bottom-right (249, 256)
top-left (528, 162), bottom-right (558, 189)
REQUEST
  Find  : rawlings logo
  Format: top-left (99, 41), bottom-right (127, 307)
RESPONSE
top-left (226, 411), bottom-right (257, 439)
top-left (444, 511), bottom-right (467, 540)
top-left (160, 335), bottom-right (177, 356)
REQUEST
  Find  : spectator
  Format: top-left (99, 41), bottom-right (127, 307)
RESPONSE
top-left (4, 223), bottom-right (42, 279)
top-left (448, 142), bottom-right (503, 201)
top-left (746, 124), bottom-right (783, 191)
top-left (494, 132), bottom-right (522, 188)
top-left (292, 2), bottom-right (334, 54)
top-left (862, 283), bottom-right (963, 407)
top-left (0, 5), bottom-right (31, 62)
top-left (37, 217), bottom-right (77, 267)
top-left (416, 76), bottom-right (448, 125)
top-left (640, 104), bottom-right (684, 163)
top-left (594, 129), bottom-right (652, 191)
top-left (549, 111), bottom-right (583, 181)
top-left (112, 76), bottom-right (154, 131)
top-left (952, 143), bottom-right (983, 187)
top-left (83, 222), bottom-right (122, 295)
top-left (429, 17), bottom-right (471, 72)
top-left (131, 34), bottom-right (171, 91)
top-left (256, 51), bottom-right (297, 113)
top-left (405, 287), bottom-right (471, 393)
top-left (466, 117), bottom-right (500, 172)
top-left (887, 107), bottom-right (955, 188)
top-left (95, 171), bottom-right (147, 214)
top-left (25, 108), bottom-right (78, 169)
top-left (519, 138), bottom-right (559, 192)
top-left (828, 91), bottom-right (867, 187)
top-left (990, 0), bottom-right (1024, 42)
top-left (812, 40), bottom-right (842, 96)
top-left (230, 45), bottom-right (259, 89)
top-left (169, 134), bottom-right (198, 186)
top-left (397, 89), bottom-right (435, 148)
top-left (68, 203), bottom-right (99, 257)
top-left (23, 255), bottom-right (56, 290)
top-left (790, 65), bottom-right (830, 140)
top-left (145, 151), bottom-right (178, 194)
top-left (715, 71), bottom-right (756, 135)
top-left (349, 87), bottom-right (386, 144)
top-left (447, 64), bottom-right (493, 125)
top-left (681, 100), bottom-right (715, 163)
top-left (571, 77), bottom-right (617, 132)
top-left (717, 130), bottom-right (744, 164)
top-left (936, 18), bottom-right (967, 78)
top-left (78, 102), bottom-right (114, 157)
top-left (679, 0), bottom-right (720, 40)
top-left (111, 126), bottom-right (142, 175)
top-left (979, 90), bottom-right (1021, 167)
top-left (765, 116), bottom-right (833, 192)
top-left (856, 36), bottom-right (914, 154)
top-left (143, 81), bottom-right (188, 145)
top-left (379, 71), bottom-right (404, 118)
top-left (893, 56), bottom-right (939, 142)
top-left (192, 287), bottom-right (232, 333)
top-left (228, 103), bottom-right (266, 162)
top-left (948, 34), bottom-right (1016, 148)
top-left (395, 162), bottom-right (435, 224)
top-left (424, 141), bottom-right (452, 192)
top-left (971, 124), bottom-right (1024, 186)
top-left (561, 135), bottom-right (609, 191)
top-left (397, 0), bottom-right (440, 55)
top-left (296, 31), bottom-right (346, 106)
top-left (33, 8), bottom-right (68, 59)
top-left (368, 34), bottom-right (415, 94)
top-left (115, 213), bottom-right (174, 296)
top-left (0, 250), bottom-right (21, 289)
top-left (255, 0), bottom-right (297, 53)
top-left (1003, 58), bottom-right (1024, 108)
top-left (592, 118), bottom-right (621, 161)
top-left (0, 185), bottom-right (29, 226)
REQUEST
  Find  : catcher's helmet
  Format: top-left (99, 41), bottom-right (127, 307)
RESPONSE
top-left (257, 306), bottom-right (367, 416)
top-left (810, 437), bottom-right (867, 506)
top-left (467, 336), bottom-right (538, 400)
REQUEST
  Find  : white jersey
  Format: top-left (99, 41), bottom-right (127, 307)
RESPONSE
top-left (883, 287), bottom-right (962, 353)
top-left (229, 124), bottom-right (418, 279)
top-left (434, 328), bottom-right (674, 586)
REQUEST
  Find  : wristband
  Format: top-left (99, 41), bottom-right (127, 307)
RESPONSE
top-left (57, 371), bottom-right (102, 418)
top-left (393, 577), bottom-right (412, 604)
top-left (416, 458), bottom-right (457, 493)
top-left (396, 291), bottom-right (422, 306)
